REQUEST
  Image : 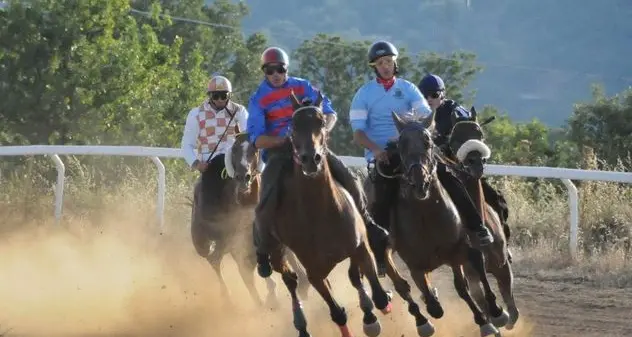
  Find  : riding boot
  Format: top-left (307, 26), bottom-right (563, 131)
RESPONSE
top-left (436, 162), bottom-right (494, 246)
top-left (253, 146), bottom-right (291, 278)
top-left (326, 152), bottom-right (390, 277)
top-left (481, 177), bottom-right (511, 240)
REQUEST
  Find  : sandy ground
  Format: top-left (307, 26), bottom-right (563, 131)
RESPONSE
top-left (0, 215), bottom-right (630, 337)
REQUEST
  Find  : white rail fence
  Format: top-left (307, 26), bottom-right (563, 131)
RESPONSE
top-left (2, 145), bottom-right (632, 255)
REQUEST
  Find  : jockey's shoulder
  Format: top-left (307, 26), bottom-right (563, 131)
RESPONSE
top-left (186, 106), bottom-right (201, 118)
top-left (227, 100), bottom-right (246, 111)
top-left (354, 79), bottom-right (377, 94)
top-left (396, 77), bottom-right (417, 87)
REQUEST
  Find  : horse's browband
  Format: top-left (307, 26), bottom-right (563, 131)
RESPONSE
top-left (292, 106), bottom-right (323, 117)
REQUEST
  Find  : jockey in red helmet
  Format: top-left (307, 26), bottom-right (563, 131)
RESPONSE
top-left (246, 46), bottom-right (390, 279)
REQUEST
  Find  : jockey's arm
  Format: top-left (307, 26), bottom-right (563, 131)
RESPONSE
top-left (324, 113), bottom-right (337, 132)
top-left (246, 94), bottom-right (287, 149)
top-left (349, 89), bottom-right (382, 153)
top-left (236, 104), bottom-right (249, 134)
top-left (353, 130), bottom-right (382, 153)
top-left (181, 108), bottom-right (201, 168)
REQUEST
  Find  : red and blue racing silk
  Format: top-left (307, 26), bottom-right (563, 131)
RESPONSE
top-left (246, 76), bottom-right (335, 162)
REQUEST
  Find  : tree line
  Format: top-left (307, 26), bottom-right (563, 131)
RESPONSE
top-left (1, 0), bottom-right (630, 172)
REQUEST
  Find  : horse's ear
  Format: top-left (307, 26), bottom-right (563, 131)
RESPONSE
top-left (392, 111), bottom-right (406, 132)
top-left (289, 90), bottom-right (301, 110)
top-left (470, 106), bottom-right (478, 121)
top-left (314, 90), bottom-right (324, 108)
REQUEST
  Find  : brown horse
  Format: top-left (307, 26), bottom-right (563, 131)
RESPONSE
top-left (257, 92), bottom-right (392, 337)
top-left (447, 106), bottom-right (520, 330)
top-left (190, 132), bottom-right (308, 310)
top-left (375, 110), bottom-right (509, 337)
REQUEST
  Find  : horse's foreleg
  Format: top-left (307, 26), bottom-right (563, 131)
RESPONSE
top-left (348, 256), bottom-right (381, 337)
top-left (287, 251), bottom-right (310, 300)
top-left (308, 273), bottom-right (353, 337)
top-left (450, 264), bottom-right (499, 337)
top-left (279, 259), bottom-right (310, 337)
top-left (494, 261), bottom-right (520, 330)
top-left (354, 240), bottom-right (392, 314)
top-left (413, 270), bottom-right (443, 319)
top-left (463, 263), bottom-right (491, 315)
top-left (206, 248), bottom-right (235, 311)
top-left (383, 249), bottom-right (433, 337)
top-left (236, 255), bottom-right (267, 309)
top-left (272, 247), bottom-right (311, 336)
top-left (467, 247), bottom-right (510, 328)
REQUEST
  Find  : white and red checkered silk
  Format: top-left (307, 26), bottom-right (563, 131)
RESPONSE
top-left (196, 101), bottom-right (238, 157)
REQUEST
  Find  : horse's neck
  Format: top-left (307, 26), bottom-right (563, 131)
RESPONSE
top-left (292, 163), bottom-right (342, 211)
top-left (460, 175), bottom-right (485, 214)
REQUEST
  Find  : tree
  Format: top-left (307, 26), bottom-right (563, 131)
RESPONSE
top-left (567, 85), bottom-right (632, 166)
top-left (411, 51), bottom-right (483, 105)
top-left (476, 106), bottom-right (554, 166)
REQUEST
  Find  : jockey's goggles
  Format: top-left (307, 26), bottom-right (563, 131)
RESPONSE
top-left (263, 64), bottom-right (287, 75)
top-left (424, 91), bottom-right (443, 99)
top-left (210, 91), bottom-right (229, 100)
top-left (369, 55), bottom-right (397, 67)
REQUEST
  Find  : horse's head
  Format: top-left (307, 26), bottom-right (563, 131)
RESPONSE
top-left (392, 110), bottom-right (438, 200)
top-left (224, 132), bottom-right (263, 192)
top-left (448, 106), bottom-right (493, 179)
top-left (289, 90), bottom-right (327, 177)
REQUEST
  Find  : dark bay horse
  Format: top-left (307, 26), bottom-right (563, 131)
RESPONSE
top-left (375, 110), bottom-right (509, 337)
top-left (447, 107), bottom-right (520, 330)
top-left (191, 132), bottom-right (307, 310)
top-left (257, 92), bottom-right (392, 337)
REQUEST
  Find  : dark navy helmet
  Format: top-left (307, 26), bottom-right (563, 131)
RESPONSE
top-left (418, 74), bottom-right (445, 96)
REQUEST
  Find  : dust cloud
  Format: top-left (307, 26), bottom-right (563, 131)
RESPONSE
top-left (0, 210), bottom-right (534, 337)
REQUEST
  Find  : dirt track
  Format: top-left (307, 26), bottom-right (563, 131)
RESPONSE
top-left (0, 220), bottom-right (631, 337)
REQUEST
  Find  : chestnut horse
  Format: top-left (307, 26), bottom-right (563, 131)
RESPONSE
top-left (256, 92), bottom-right (392, 337)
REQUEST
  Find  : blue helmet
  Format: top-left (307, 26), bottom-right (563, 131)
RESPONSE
top-left (418, 74), bottom-right (445, 96)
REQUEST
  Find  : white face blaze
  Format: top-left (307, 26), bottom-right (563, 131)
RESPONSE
top-left (240, 141), bottom-right (249, 169)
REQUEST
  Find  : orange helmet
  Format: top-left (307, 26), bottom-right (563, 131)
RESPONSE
top-left (207, 75), bottom-right (232, 92)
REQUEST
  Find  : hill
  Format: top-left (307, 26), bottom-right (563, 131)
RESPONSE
top-left (234, 0), bottom-right (632, 126)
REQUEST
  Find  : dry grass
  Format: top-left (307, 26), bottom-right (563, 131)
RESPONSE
top-left (1, 154), bottom-right (630, 278)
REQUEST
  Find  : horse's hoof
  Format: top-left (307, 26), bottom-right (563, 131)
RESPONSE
top-left (506, 309), bottom-right (520, 330)
top-left (480, 323), bottom-right (499, 337)
top-left (257, 263), bottom-right (273, 278)
top-left (416, 321), bottom-right (435, 337)
top-left (426, 301), bottom-right (444, 319)
top-left (363, 320), bottom-right (381, 337)
top-left (379, 302), bottom-right (392, 315)
top-left (491, 310), bottom-right (510, 328)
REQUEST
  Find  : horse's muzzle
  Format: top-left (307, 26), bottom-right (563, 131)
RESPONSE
top-left (298, 151), bottom-right (323, 177)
